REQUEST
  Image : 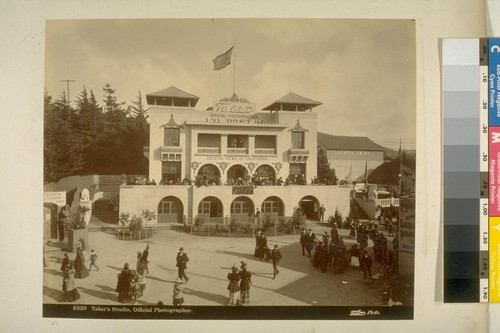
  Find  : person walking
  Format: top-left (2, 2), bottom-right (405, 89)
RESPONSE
top-left (176, 247), bottom-right (189, 282)
top-left (254, 230), bottom-right (263, 258)
top-left (361, 251), bottom-right (373, 280)
top-left (299, 229), bottom-right (307, 256)
top-left (88, 249), bottom-right (99, 271)
top-left (116, 263), bottom-right (132, 303)
top-left (173, 278), bottom-right (184, 306)
top-left (271, 245), bottom-right (282, 279)
top-left (226, 265), bottom-right (240, 305)
top-left (239, 261), bottom-right (252, 305)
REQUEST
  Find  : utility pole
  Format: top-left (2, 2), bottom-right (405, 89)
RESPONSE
top-left (60, 79), bottom-right (76, 106)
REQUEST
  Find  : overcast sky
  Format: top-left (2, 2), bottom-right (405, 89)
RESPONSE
top-left (45, 19), bottom-right (416, 150)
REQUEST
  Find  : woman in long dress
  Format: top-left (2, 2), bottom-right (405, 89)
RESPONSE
top-left (239, 262), bottom-right (252, 304)
top-left (227, 265), bottom-right (240, 305)
top-left (62, 264), bottom-right (80, 302)
top-left (74, 247), bottom-right (89, 279)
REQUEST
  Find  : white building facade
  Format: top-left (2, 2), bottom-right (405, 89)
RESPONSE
top-left (119, 86), bottom-right (351, 225)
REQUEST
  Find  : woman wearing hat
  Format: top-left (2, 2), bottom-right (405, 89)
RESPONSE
top-left (173, 278), bottom-right (184, 306)
top-left (227, 265), bottom-right (240, 305)
top-left (239, 261), bottom-right (252, 304)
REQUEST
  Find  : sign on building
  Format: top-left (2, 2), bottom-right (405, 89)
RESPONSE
top-left (44, 191), bottom-right (66, 207)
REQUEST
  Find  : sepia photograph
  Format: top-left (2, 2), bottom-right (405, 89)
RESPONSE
top-left (42, 18), bottom-right (416, 320)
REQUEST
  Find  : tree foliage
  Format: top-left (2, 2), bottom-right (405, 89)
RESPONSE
top-left (317, 147), bottom-right (338, 185)
top-left (44, 84), bottom-right (150, 183)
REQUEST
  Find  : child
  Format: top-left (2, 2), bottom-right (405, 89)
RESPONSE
top-left (173, 278), bottom-right (184, 306)
top-left (88, 249), bottom-right (99, 271)
top-left (137, 269), bottom-right (146, 297)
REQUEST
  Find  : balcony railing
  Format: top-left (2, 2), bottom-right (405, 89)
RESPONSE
top-left (227, 147), bottom-right (248, 155)
top-left (254, 148), bottom-right (277, 155)
top-left (161, 146), bottom-right (183, 153)
top-left (375, 198), bottom-right (400, 207)
top-left (197, 147), bottom-right (221, 154)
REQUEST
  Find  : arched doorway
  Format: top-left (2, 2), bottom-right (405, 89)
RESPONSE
top-left (261, 196), bottom-right (284, 217)
top-left (230, 196), bottom-right (255, 222)
top-left (298, 195), bottom-right (320, 220)
top-left (227, 164), bottom-right (248, 184)
top-left (198, 196), bottom-right (223, 223)
top-left (254, 165), bottom-right (276, 185)
top-left (157, 196), bottom-right (184, 224)
top-left (196, 164), bottom-right (221, 185)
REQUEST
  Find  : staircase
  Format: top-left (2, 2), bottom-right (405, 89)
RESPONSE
top-left (98, 175), bottom-right (122, 192)
top-left (90, 199), bottom-right (119, 224)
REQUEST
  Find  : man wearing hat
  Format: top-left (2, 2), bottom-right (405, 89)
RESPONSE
top-left (271, 245), bottom-right (282, 279)
top-left (305, 228), bottom-right (316, 257)
top-left (176, 247), bottom-right (189, 282)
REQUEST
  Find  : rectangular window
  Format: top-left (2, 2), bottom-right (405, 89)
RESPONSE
top-left (162, 161), bottom-right (181, 182)
top-left (289, 163), bottom-right (305, 175)
top-left (164, 128), bottom-right (180, 146)
top-left (291, 131), bottom-right (304, 149)
top-left (255, 135), bottom-right (276, 149)
top-left (198, 134), bottom-right (221, 148)
top-left (228, 135), bottom-right (247, 148)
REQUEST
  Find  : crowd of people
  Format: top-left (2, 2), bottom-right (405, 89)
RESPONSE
top-left (125, 172), bottom-right (327, 188)
top-left (57, 222), bottom-right (398, 305)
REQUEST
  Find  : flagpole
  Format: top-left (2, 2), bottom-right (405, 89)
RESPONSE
top-left (233, 40), bottom-right (236, 95)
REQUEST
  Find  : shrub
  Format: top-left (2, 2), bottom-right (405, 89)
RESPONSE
top-left (229, 218), bottom-right (241, 232)
top-left (194, 215), bottom-right (205, 231)
top-left (141, 209), bottom-right (156, 224)
top-left (129, 215), bottom-right (143, 234)
top-left (291, 208), bottom-right (306, 228)
top-left (261, 214), bottom-right (275, 232)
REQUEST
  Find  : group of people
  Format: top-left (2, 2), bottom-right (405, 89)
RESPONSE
top-left (115, 244), bottom-right (150, 304)
top-left (225, 261), bottom-right (253, 305)
top-left (59, 241), bottom-right (99, 302)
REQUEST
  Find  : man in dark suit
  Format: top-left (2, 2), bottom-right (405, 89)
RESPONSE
top-left (305, 228), bottom-right (316, 257)
top-left (300, 229), bottom-right (307, 256)
top-left (176, 247), bottom-right (189, 282)
top-left (271, 244), bottom-right (282, 279)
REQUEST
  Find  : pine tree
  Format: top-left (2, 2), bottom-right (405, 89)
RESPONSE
top-left (317, 147), bottom-right (338, 185)
top-left (44, 90), bottom-right (85, 182)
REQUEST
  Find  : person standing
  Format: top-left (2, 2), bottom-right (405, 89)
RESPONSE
top-left (260, 233), bottom-right (268, 260)
top-left (88, 249), bottom-right (99, 271)
top-left (60, 253), bottom-right (69, 272)
top-left (57, 204), bottom-right (72, 241)
top-left (254, 230), bottom-right (262, 257)
top-left (319, 204), bottom-right (326, 222)
top-left (299, 229), bottom-right (307, 256)
top-left (271, 245), bottom-right (282, 279)
top-left (116, 263), bottom-right (132, 303)
top-left (173, 278), bottom-right (184, 306)
top-left (226, 265), bottom-right (240, 305)
top-left (176, 247), bottom-right (189, 282)
top-left (239, 261), bottom-right (252, 304)
top-left (137, 269), bottom-right (146, 297)
top-left (361, 251), bottom-right (373, 280)
top-left (61, 263), bottom-right (80, 302)
top-left (74, 246), bottom-right (89, 279)
top-left (305, 229), bottom-right (316, 257)
top-left (141, 244), bottom-right (150, 274)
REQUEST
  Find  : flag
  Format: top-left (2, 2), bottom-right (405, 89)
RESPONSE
top-left (213, 46), bottom-right (233, 71)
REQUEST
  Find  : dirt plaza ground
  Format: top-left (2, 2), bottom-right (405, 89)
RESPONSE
top-left (43, 223), bottom-right (387, 307)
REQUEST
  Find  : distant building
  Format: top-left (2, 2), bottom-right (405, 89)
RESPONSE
top-left (317, 132), bottom-right (385, 182)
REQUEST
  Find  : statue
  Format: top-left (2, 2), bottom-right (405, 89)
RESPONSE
top-left (78, 188), bottom-right (92, 228)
